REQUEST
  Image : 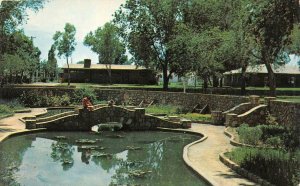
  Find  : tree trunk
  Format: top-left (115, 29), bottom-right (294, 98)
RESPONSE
top-left (203, 77), bottom-right (208, 94)
top-left (106, 64), bottom-right (112, 84)
top-left (182, 76), bottom-right (186, 93)
top-left (20, 71), bottom-right (24, 84)
top-left (67, 57), bottom-right (71, 86)
top-left (265, 62), bottom-right (276, 96)
top-left (98, 55), bottom-right (101, 64)
top-left (212, 75), bottom-right (219, 87)
top-left (219, 77), bottom-right (223, 87)
top-left (240, 63), bottom-right (247, 95)
top-left (263, 51), bottom-right (276, 96)
top-left (162, 65), bottom-right (169, 91)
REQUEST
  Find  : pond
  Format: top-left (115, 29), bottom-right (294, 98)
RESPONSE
top-left (0, 131), bottom-right (208, 186)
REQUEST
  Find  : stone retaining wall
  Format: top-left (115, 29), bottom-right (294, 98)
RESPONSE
top-left (0, 87), bottom-right (74, 99)
top-left (94, 89), bottom-right (249, 112)
top-left (269, 101), bottom-right (300, 129)
top-left (0, 87), bottom-right (249, 111)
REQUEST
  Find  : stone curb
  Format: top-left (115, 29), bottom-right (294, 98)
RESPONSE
top-left (158, 127), bottom-right (215, 186)
top-left (184, 135), bottom-right (217, 186)
top-left (219, 152), bottom-right (274, 186)
top-left (0, 128), bottom-right (47, 143)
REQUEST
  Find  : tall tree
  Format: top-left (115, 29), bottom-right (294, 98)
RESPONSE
top-left (0, 31), bottom-right (41, 83)
top-left (53, 23), bottom-right (76, 86)
top-left (84, 22), bottom-right (127, 84)
top-left (0, 0), bottom-right (45, 57)
top-left (47, 45), bottom-right (58, 81)
top-left (114, 0), bottom-right (182, 90)
top-left (247, 0), bottom-right (298, 96)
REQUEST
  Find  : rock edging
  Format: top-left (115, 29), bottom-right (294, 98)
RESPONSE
top-left (158, 127), bottom-right (215, 185)
top-left (0, 128), bottom-right (47, 143)
top-left (183, 134), bottom-right (218, 186)
top-left (219, 152), bottom-right (274, 186)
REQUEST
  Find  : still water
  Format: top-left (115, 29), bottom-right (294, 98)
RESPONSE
top-left (0, 131), bottom-right (208, 186)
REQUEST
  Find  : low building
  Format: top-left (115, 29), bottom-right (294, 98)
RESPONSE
top-left (224, 64), bottom-right (300, 87)
top-left (61, 59), bottom-right (156, 84)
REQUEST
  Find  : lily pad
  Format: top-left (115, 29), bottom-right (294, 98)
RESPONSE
top-left (129, 170), bottom-right (152, 178)
top-left (105, 134), bottom-right (125, 138)
top-left (75, 139), bottom-right (96, 144)
top-left (126, 146), bottom-right (142, 150)
top-left (92, 153), bottom-right (113, 158)
top-left (54, 136), bottom-right (67, 140)
top-left (78, 146), bottom-right (106, 150)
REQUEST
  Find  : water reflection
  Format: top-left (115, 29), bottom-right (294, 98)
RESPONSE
top-left (50, 141), bottom-right (75, 171)
top-left (81, 149), bottom-right (92, 164)
top-left (0, 131), bottom-right (207, 186)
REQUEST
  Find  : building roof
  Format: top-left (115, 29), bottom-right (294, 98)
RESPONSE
top-left (62, 64), bottom-right (148, 70)
top-left (224, 64), bottom-right (300, 75)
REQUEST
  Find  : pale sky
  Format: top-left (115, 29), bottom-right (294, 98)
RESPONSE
top-left (23, 0), bottom-right (125, 67)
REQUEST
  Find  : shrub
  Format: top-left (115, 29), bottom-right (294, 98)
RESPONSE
top-left (236, 124), bottom-right (263, 145)
top-left (227, 147), bottom-right (300, 186)
top-left (283, 128), bottom-right (300, 152)
top-left (71, 88), bottom-right (97, 104)
top-left (19, 90), bottom-right (71, 107)
top-left (258, 125), bottom-right (286, 142)
top-left (60, 94), bottom-right (71, 106)
top-left (265, 136), bottom-right (282, 148)
top-left (19, 90), bottom-right (41, 107)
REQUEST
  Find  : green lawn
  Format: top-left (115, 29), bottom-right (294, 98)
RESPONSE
top-left (277, 96), bottom-right (300, 103)
top-left (58, 82), bottom-right (203, 89)
top-left (246, 87), bottom-right (300, 91)
top-left (145, 105), bottom-right (181, 115)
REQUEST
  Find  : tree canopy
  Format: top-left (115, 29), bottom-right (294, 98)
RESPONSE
top-left (53, 23), bottom-right (77, 86)
top-left (84, 22), bottom-right (126, 65)
top-left (247, 0), bottom-right (298, 96)
top-left (0, 0), bottom-right (45, 56)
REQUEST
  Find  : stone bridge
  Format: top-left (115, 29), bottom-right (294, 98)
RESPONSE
top-left (25, 105), bottom-right (191, 131)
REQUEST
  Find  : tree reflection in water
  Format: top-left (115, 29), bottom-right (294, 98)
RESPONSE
top-left (50, 141), bottom-right (75, 171)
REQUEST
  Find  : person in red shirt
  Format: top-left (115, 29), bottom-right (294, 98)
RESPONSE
top-left (82, 96), bottom-right (93, 111)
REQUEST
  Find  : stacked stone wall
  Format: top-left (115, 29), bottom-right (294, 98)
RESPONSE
top-left (94, 89), bottom-right (249, 112)
top-left (269, 101), bottom-right (300, 128)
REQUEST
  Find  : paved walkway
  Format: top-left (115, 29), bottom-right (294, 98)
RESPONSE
top-left (0, 108), bottom-right (46, 140)
top-left (188, 123), bottom-right (256, 186)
